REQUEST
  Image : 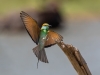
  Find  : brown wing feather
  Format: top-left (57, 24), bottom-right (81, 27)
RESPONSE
top-left (20, 11), bottom-right (40, 44)
top-left (45, 30), bottom-right (63, 48)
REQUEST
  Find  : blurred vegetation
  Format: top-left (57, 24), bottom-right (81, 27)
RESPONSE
top-left (0, 0), bottom-right (100, 16)
top-left (65, 0), bottom-right (100, 14)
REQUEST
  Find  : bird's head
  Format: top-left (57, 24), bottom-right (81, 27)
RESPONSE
top-left (41, 23), bottom-right (51, 30)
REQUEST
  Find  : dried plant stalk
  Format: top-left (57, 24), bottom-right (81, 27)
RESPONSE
top-left (57, 41), bottom-right (92, 75)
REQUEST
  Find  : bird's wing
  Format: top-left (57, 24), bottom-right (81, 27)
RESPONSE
top-left (20, 11), bottom-right (40, 44)
top-left (45, 30), bottom-right (63, 48)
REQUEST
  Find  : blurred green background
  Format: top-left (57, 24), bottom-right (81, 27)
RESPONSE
top-left (0, 0), bottom-right (100, 17)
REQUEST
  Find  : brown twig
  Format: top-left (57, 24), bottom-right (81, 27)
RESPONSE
top-left (57, 41), bottom-right (92, 75)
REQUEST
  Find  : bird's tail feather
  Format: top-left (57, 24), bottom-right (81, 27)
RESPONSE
top-left (33, 45), bottom-right (49, 68)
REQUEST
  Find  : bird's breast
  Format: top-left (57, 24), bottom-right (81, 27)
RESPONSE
top-left (38, 29), bottom-right (48, 50)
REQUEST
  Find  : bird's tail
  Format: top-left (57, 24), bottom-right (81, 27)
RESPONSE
top-left (33, 45), bottom-right (49, 68)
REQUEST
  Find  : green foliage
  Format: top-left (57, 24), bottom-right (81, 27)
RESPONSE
top-left (61, 0), bottom-right (100, 14)
top-left (0, 0), bottom-right (100, 16)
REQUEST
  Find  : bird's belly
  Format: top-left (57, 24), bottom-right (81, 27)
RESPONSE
top-left (38, 35), bottom-right (47, 50)
top-left (38, 29), bottom-right (48, 50)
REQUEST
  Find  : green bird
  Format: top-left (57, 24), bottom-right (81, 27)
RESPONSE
top-left (20, 11), bottom-right (63, 67)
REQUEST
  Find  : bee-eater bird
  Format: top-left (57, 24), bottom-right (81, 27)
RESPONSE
top-left (20, 11), bottom-right (63, 67)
